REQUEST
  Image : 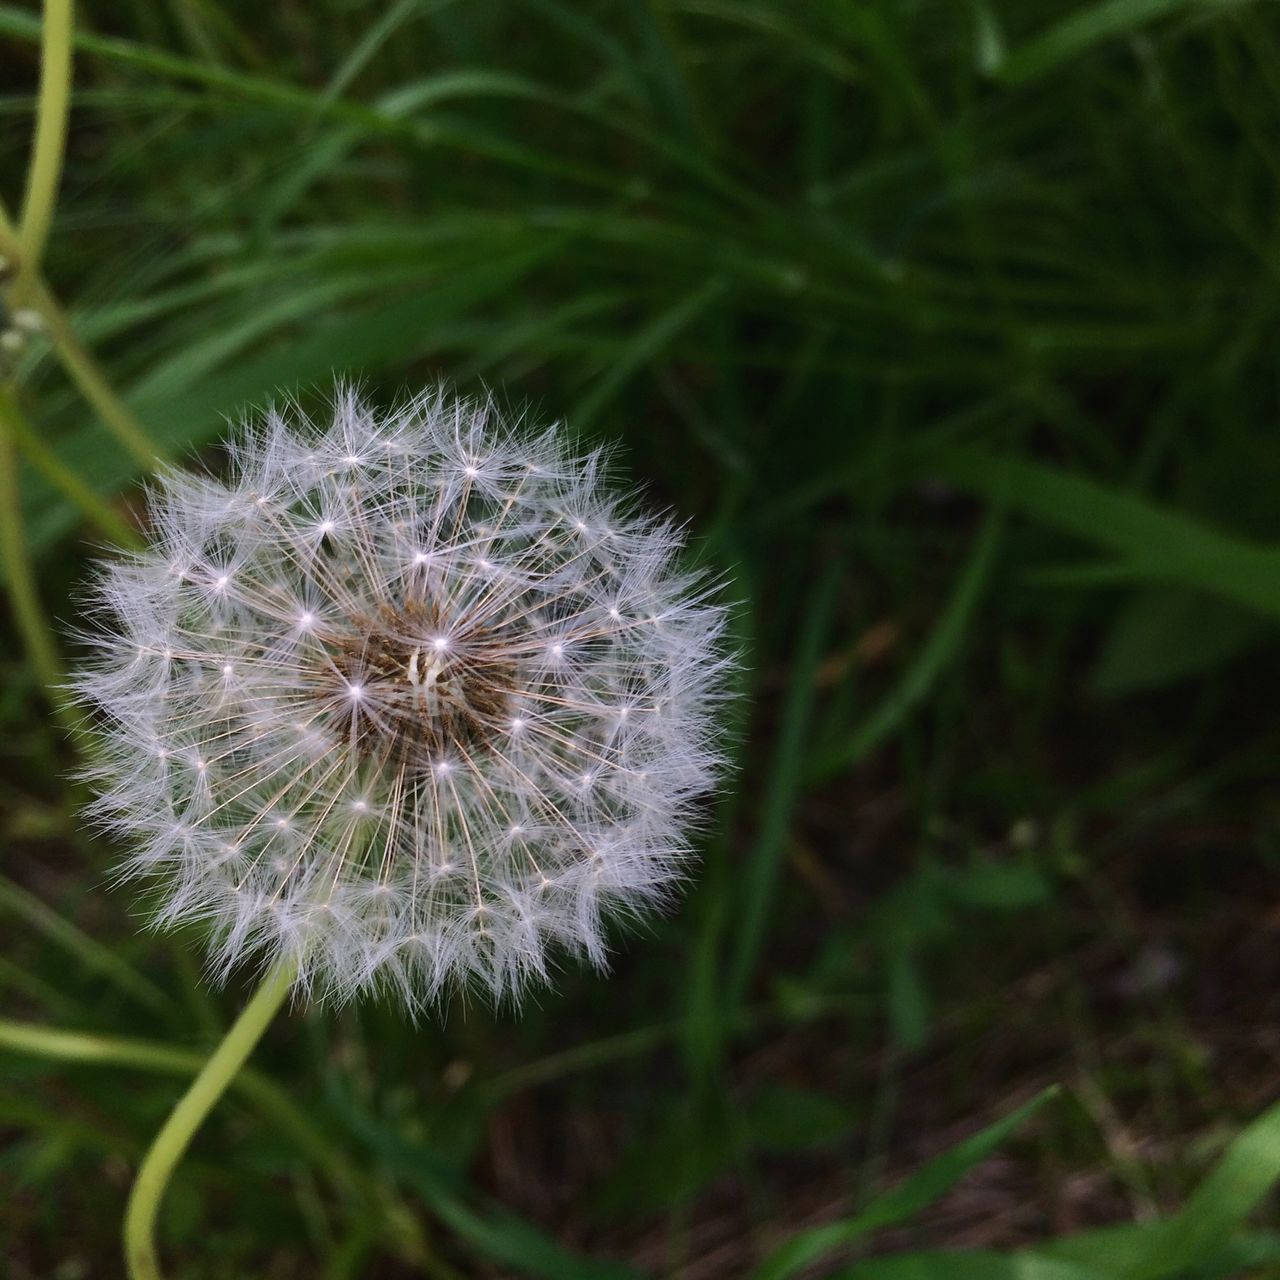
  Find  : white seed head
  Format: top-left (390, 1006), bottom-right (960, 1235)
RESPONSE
top-left (73, 386), bottom-right (733, 1009)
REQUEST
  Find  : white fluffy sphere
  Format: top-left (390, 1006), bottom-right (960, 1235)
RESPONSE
top-left (74, 387), bottom-right (732, 1008)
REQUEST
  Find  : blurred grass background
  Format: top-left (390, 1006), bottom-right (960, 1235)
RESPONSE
top-left (5, 0), bottom-right (1280, 1276)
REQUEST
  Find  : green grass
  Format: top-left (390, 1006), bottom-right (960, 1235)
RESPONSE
top-left (4, 0), bottom-right (1280, 1276)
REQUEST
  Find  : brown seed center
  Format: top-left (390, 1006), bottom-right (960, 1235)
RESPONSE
top-left (317, 599), bottom-right (515, 766)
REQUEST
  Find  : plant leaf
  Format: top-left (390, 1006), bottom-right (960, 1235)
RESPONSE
top-left (926, 446), bottom-right (1280, 621)
top-left (997, 0), bottom-right (1232, 85)
top-left (751, 1087), bottom-right (1060, 1280)
top-left (1091, 589), bottom-right (1266, 697)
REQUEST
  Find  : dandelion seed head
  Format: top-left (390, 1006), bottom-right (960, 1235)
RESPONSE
top-left (73, 386), bottom-right (733, 1009)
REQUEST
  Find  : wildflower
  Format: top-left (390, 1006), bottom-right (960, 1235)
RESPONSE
top-left (75, 386), bottom-right (731, 1008)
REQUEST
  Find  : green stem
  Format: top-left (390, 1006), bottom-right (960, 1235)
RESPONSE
top-left (0, 1012), bottom-right (436, 1269)
top-left (0, 1016), bottom-right (216, 1075)
top-left (15, 0), bottom-right (73, 298)
top-left (0, 1012), bottom-right (353, 1194)
top-left (0, 205), bottom-right (162, 469)
top-left (45, 295), bottom-right (165, 466)
top-left (0, 382), bottom-right (74, 730)
top-left (3, 0), bottom-right (161, 471)
top-left (123, 958), bottom-right (298, 1280)
top-left (1, 386), bottom-right (142, 547)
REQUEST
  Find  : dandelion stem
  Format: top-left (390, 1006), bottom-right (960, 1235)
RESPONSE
top-left (15, 0), bottom-right (73, 299)
top-left (0, 1012), bottom-right (436, 1272)
top-left (123, 957), bottom-right (298, 1280)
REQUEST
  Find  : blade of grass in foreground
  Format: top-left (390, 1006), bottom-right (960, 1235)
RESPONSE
top-left (826, 1250), bottom-right (1105, 1279)
top-left (23, 244), bottom-right (562, 557)
top-left (725, 559), bottom-right (841, 1012)
top-left (925, 446), bottom-right (1280, 621)
top-left (1099, 1094), bottom-right (1280, 1280)
top-left (1047, 1227), bottom-right (1280, 1278)
top-left (0, 874), bottom-right (172, 1016)
top-left (807, 508), bottom-right (1002, 784)
top-left (570, 277), bottom-right (724, 430)
top-left (996, 0), bottom-right (1233, 85)
top-left (347, 1108), bottom-right (644, 1280)
top-left (751, 1087), bottom-right (1060, 1280)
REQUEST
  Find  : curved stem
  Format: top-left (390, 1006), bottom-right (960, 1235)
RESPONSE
top-left (0, 203), bottom-right (162, 469)
top-left (0, 384), bottom-right (142, 547)
top-left (0, 1012), bottom-right (435, 1270)
top-left (0, 0), bottom-right (160, 474)
top-left (0, 382), bottom-right (74, 730)
top-left (123, 958), bottom-right (298, 1280)
top-left (32, 281), bottom-right (164, 466)
top-left (15, 0), bottom-right (74, 299)
top-left (0, 1016), bottom-right (350, 1190)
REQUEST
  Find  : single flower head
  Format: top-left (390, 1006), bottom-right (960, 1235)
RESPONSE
top-left (74, 386), bottom-right (733, 1009)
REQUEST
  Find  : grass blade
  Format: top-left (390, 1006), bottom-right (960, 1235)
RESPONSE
top-left (828, 1249), bottom-right (1105, 1279)
top-left (808, 509), bottom-right (1002, 784)
top-left (0, 874), bottom-right (172, 1016)
top-left (347, 1111), bottom-right (644, 1280)
top-left (0, 389), bottom-right (64, 705)
top-left (752, 1087), bottom-right (1060, 1280)
top-left (997, 0), bottom-right (1232, 85)
top-left (1045, 1224), bottom-right (1280, 1278)
top-left (726, 559), bottom-right (840, 1010)
top-left (571, 277), bottom-right (723, 429)
top-left (925, 446), bottom-right (1280, 621)
top-left (0, 1017), bottom-right (362, 1203)
top-left (747, 1090), bottom-right (1059, 1280)
top-left (1116, 1096), bottom-right (1280, 1279)
top-left (1, 394), bottom-right (141, 549)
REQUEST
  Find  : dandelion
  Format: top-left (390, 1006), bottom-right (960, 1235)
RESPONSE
top-left (74, 385), bottom-right (733, 1278)
top-left (77, 384), bottom-right (733, 1008)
